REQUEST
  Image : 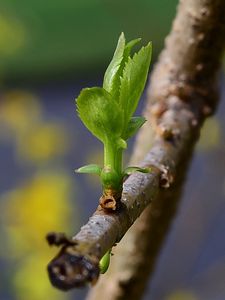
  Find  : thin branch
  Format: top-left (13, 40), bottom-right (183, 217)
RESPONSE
top-left (47, 0), bottom-right (225, 294)
top-left (47, 155), bottom-right (161, 290)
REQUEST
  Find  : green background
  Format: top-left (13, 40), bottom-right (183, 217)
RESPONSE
top-left (0, 0), bottom-right (177, 80)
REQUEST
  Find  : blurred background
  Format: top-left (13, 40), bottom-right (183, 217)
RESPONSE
top-left (0, 1), bottom-right (224, 300)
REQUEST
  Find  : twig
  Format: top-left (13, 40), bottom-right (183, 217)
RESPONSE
top-left (47, 155), bottom-right (161, 290)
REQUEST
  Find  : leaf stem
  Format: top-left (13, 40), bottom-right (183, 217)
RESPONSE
top-left (104, 140), bottom-right (116, 169)
top-left (103, 140), bottom-right (123, 192)
top-left (115, 148), bottom-right (123, 176)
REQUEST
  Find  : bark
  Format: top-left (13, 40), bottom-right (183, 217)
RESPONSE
top-left (47, 0), bottom-right (225, 296)
top-left (87, 0), bottom-right (225, 299)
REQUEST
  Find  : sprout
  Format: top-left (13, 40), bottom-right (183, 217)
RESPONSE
top-left (75, 32), bottom-right (152, 273)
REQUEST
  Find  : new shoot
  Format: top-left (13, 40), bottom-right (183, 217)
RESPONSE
top-left (76, 32), bottom-right (152, 209)
top-left (75, 32), bottom-right (152, 273)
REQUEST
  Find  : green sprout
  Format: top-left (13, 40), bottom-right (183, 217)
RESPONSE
top-left (75, 32), bottom-right (152, 273)
top-left (99, 250), bottom-right (111, 274)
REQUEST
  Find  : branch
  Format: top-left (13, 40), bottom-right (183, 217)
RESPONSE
top-left (47, 157), bottom-right (161, 290)
top-left (47, 0), bottom-right (225, 294)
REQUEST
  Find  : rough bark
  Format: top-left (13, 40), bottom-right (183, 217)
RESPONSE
top-left (87, 0), bottom-right (225, 299)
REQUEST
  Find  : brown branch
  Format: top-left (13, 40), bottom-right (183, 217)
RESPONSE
top-left (47, 155), bottom-right (162, 290)
top-left (86, 0), bottom-right (225, 299)
top-left (47, 0), bottom-right (225, 295)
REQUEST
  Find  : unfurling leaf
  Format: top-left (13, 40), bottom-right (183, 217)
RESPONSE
top-left (103, 32), bottom-right (125, 95)
top-left (123, 116), bottom-right (146, 140)
top-left (119, 43), bottom-right (152, 127)
top-left (76, 87), bottom-right (123, 144)
top-left (123, 166), bottom-right (151, 176)
top-left (123, 38), bottom-right (141, 62)
top-left (75, 164), bottom-right (102, 175)
top-left (103, 34), bottom-right (142, 101)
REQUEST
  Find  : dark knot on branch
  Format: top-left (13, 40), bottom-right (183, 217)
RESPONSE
top-left (46, 232), bottom-right (100, 290)
top-left (47, 251), bottom-right (99, 290)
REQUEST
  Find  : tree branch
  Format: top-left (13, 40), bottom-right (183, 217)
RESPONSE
top-left (47, 0), bottom-right (225, 295)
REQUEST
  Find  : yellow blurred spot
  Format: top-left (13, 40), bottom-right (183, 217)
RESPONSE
top-left (0, 14), bottom-right (26, 56)
top-left (14, 254), bottom-right (64, 300)
top-left (1, 171), bottom-right (75, 300)
top-left (0, 91), bottom-right (42, 134)
top-left (167, 290), bottom-right (198, 300)
top-left (0, 90), bottom-right (69, 162)
top-left (2, 171), bottom-right (74, 256)
top-left (197, 117), bottom-right (221, 151)
top-left (16, 123), bottom-right (68, 163)
top-left (0, 90), bottom-right (75, 299)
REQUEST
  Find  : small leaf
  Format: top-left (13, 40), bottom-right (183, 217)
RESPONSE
top-left (76, 87), bottom-right (123, 144)
top-left (111, 38), bottom-right (142, 101)
top-left (103, 32), bottom-right (125, 95)
top-left (123, 38), bottom-right (141, 64)
top-left (123, 116), bottom-right (146, 140)
top-left (123, 166), bottom-right (151, 175)
top-left (103, 34), bottom-right (142, 101)
top-left (99, 250), bottom-right (111, 274)
top-left (119, 42), bottom-right (152, 127)
top-left (75, 164), bottom-right (102, 175)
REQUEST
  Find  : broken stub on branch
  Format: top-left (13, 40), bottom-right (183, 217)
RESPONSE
top-left (46, 232), bottom-right (100, 290)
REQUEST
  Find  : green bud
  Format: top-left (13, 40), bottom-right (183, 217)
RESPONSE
top-left (99, 250), bottom-right (111, 274)
top-left (100, 166), bottom-right (121, 190)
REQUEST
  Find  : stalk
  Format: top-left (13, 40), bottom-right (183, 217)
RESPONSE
top-left (101, 141), bottom-right (123, 211)
top-left (104, 140), bottom-right (116, 168)
top-left (115, 148), bottom-right (123, 176)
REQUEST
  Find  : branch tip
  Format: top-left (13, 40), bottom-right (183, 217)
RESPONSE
top-left (47, 249), bottom-right (100, 290)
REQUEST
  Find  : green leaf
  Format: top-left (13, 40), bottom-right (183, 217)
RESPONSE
top-left (103, 32), bottom-right (125, 95)
top-left (76, 87), bottom-right (123, 144)
top-left (123, 166), bottom-right (151, 175)
top-left (111, 38), bottom-right (141, 101)
top-left (123, 116), bottom-right (146, 140)
top-left (103, 34), bottom-right (142, 101)
top-left (75, 164), bottom-right (102, 175)
top-left (99, 250), bottom-right (111, 274)
top-left (119, 42), bottom-right (152, 127)
top-left (123, 38), bottom-right (141, 65)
